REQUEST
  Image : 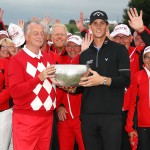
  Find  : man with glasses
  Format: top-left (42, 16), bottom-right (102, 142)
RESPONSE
top-left (56, 35), bottom-right (85, 150)
top-left (126, 46), bottom-right (150, 150)
top-left (110, 8), bottom-right (150, 150)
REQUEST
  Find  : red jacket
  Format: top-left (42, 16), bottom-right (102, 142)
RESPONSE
top-left (125, 68), bottom-right (150, 132)
top-left (0, 58), bottom-right (11, 111)
top-left (123, 46), bottom-right (143, 111)
top-left (50, 44), bottom-right (67, 56)
top-left (56, 55), bottom-right (82, 119)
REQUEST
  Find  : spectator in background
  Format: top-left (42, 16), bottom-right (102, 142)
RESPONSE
top-left (56, 35), bottom-right (85, 150)
top-left (110, 7), bottom-right (150, 150)
top-left (0, 30), bottom-right (9, 41)
top-left (50, 23), bottom-right (68, 55)
top-left (125, 46), bottom-right (150, 150)
top-left (0, 38), bottom-right (18, 58)
top-left (110, 23), bottom-right (135, 150)
top-left (0, 37), bottom-right (17, 150)
top-left (50, 22), bottom-right (68, 150)
top-left (8, 23), bottom-right (25, 50)
top-left (133, 31), bottom-right (146, 47)
top-left (8, 20), bottom-right (57, 150)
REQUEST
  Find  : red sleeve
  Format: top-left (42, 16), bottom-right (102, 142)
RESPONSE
top-left (0, 58), bottom-right (5, 69)
top-left (0, 88), bottom-right (11, 105)
top-left (138, 26), bottom-right (150, 34)
top-left (56, 87), bottom-right (65, 108)
top-left (0, 59), bottom-right (11, 105)
top-left (125, 72), bottom-right (139, 132)
top-left (8, 57), bottom-right (42, 99)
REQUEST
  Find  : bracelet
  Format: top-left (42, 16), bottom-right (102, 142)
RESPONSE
top-left (103, 77), bottom-right (107, 85)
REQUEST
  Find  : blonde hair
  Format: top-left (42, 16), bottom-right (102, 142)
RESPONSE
top-left (51, 23), bottom-right (68, 35)
top-left (0, 38), bottom-right (15, 46)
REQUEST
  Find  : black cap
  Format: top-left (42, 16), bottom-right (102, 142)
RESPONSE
top-left (90, 10), bottom-right (108, 24)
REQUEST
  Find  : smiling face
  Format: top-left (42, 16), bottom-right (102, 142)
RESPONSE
top-left (134, 33), bottom-right (145, 47)
top-left (51, 26), bottom-right (68, 49)
top-left (25, 23), bottom-right (44, 52)
top-left (89, 19), bottom-right (108, 39)
top-left (66, 41), bottom-right (81, 59)
top-left (0, 38), bottom-right (16, 58)
top-left (113, 34), bottom-right (132, 49)
top-left (143, 52), bottom-right (150, 71)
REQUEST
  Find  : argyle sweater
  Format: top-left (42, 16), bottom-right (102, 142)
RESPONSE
top-left (8, 49), bottom-right (57, 116)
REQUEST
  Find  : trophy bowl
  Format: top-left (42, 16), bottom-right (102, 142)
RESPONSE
top-left (50, 64), bottom-right (89, 87)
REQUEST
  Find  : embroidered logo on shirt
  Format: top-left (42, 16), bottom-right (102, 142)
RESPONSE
top-left (86, 59), bottom-right (93, 65)
top-left (105, 58), bottom-right (108, 61)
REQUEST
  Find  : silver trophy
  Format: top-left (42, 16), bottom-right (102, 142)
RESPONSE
top-left (51, 64), bottom-right (89, 87)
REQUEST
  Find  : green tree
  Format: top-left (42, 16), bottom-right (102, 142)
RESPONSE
top-left (69, 19), bottom-right (76, 25)
top-left (122, 0), bottom-right (150, 29)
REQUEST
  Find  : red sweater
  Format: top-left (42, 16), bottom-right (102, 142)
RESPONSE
top-left (125, 68), bottom-right (150, 132)
top-left (57, 55), bottom-right (82, 119)
top-left (8, 48), bottom-right (58, 116)
top-left (0, 58), bottom-right (11, 111)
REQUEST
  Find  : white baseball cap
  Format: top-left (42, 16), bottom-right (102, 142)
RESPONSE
top-left (143, 46), bottom-right (150, 55)
top-left (66, 35), bottom-right (82, 45)
top-left (110, 24), bottom-right (131, 37)
top-left (8, 23), bottom-right (25, 47)
top-left (0, 30), bottom-right (9, 37)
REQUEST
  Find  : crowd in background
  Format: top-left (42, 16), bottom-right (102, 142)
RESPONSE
top-left (0, 7), bottom-right (150, 150)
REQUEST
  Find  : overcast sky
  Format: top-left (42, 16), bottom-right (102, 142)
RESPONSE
top-left (1, 0), bottom-right (129, 25)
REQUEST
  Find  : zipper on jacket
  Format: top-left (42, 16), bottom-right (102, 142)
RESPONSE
top-left (96, 51), bottom-right (99, 68)
top-left (67, 93), bottom-right (74, 119)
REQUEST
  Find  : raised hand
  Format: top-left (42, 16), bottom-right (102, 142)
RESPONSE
top-left (18, 19), bottom-right (24, 30)
top-left (42, 16), bottom-right (52, 25)
top-left (76, 11), bottom-right (85, 32)
top-left (0, 8), bottom-right (4, 22)
top-left (81, 33), bottom-right (93, 52)
top-left (127, 8), bottom-right (144, 32)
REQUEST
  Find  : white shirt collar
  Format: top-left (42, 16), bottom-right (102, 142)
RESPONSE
top-left (23, 45), bottom-right (43, 59)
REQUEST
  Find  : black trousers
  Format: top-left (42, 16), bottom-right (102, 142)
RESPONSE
top-left (81, 113), bottom-right (122, 150)
top-left (121, 111), bottom-right (131, 150)
top-left (137, 127), bottom-right (150, 150)
top-left (50, 110), bottom-right (59, 150)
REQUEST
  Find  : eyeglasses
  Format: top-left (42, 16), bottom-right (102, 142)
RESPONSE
top-left (144, 55), bottom-right (150, 61)
top-left (67, 45), bottom-right (80, 49)
top-left (0, 45), bottom-right (15, 50)
top-left (114, 36), bottom-right (130, 41)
